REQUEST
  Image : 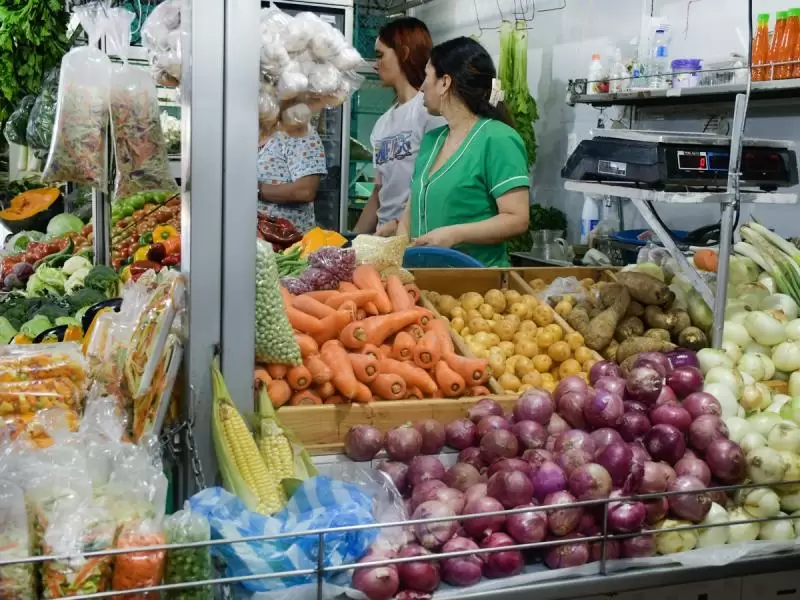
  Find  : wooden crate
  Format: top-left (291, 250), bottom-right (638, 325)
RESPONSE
top-left (279, 395), bottom-right (519, 455)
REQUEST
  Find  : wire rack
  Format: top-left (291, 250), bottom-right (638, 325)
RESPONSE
top-left (4, 478), bottom-right (800, 600)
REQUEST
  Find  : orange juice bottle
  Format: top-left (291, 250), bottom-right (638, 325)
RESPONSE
top-left (791, 8), bottom-right (800, 77)
top-left (769, 11), bottom-right (787, 79)
top-left (776, 8), bottom-right (800, 79)
top-left (752, 13), bottom-right (771, 81)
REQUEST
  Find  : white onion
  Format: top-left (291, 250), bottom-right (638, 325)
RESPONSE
top-left (758, 273), bottom-right (777, 295)
top-left (747, 412), bottom-right (782, 437)
top-left (722, 322), bottom-right (751, 347)
top-left (740, 371), bottom-right (756, 386)
top-left (697, 349), bottom-right (733, 374)
top-left (740, 383), bottom-right (772, 414)
top-left (791, 373), bottom-right (800, 398)
top-left (758, 512), bottom-right (795, 541)
top-left (792, 510), bottom-right (800, 536)
top-left (655, 519), bottom-right (698, 554)
top-left (768, 394), bottom-right (791, 414)
top-left (697, 502), bottom-right (729, 548)
top-left (739, 431), bottom-right (767, 454)
top-left (779, 397), bottom-right (800, 426)
top-left (779, 490), bottom-right (800, 512)
top-left (731, 311), bottom-right (749, 325)
top-left (704, 367), bottom-right (743, 396)
top-left (728, 507), bottom-right (760, 543)
top-left (744, 311), bottom-right (787, 347)
top-left (737, 487), bottom-right (781, 519)
top-left (745, 341), bottom-right (772, 356)
top-left (786, 319), bottom-right (800, 341)
top-left (772, 341), bottom-right (800, 373)
top-left (767, 421), bottom-right (800, 453)
top-left (746, 447), bottom-right (788, 484)
top-left (737, 353), bottom-right (775, 382)
top-left (779, 451), bottom-right (800, 492)
top-left (723, 416), bottom-right (752, 444)
top-left (761, 294), bottom-right (799, 320)
top-left (703, 383), bottom-right (739, 418)
top-left (720, 341), bottom-right (743, 364)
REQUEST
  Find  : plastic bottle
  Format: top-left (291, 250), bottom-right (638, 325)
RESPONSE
top-left (790, 8), bottom-right (800, 77)
top-left (776, 8), bottom-right (800, 79)
top-left (588, 53), bottom-right (606, 94)
top-left (769, 11), bottom-right (787, 80)
top-left (648, 27), bottom-right (671, 89)
top-left (609, 48), bottom-right (629, 93)
top-left (580, 196), bottom-right (601, 244)
top-left (752, 13), bottom-right (771, 81)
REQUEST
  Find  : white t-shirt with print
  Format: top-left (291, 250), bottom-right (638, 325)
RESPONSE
top-left (370, 92), bottom-right (444, 227)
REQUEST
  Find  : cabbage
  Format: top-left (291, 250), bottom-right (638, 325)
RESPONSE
top-left (20, 315), bottom-right (52, 339)
top-left (62, 255), bottom-right (92, 276)
top-left (64, 267), bottom-right (91, 294)
top-left (46, 213), bottom-right (84, 237)
top-left (26, 265), bottom-right (66, 297)
top-left (5, 230), bottom-right (45, 253)
top-left (55, 316), bottom-right (80, 327)
top-left (0, 317), bottom-right (17, 343)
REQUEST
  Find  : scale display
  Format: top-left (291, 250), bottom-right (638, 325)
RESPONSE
top-left (676, 151), bottom-right (729, 172)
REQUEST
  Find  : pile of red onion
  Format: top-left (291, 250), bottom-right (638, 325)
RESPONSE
top-left (350, 351), bottom-right (746, 600)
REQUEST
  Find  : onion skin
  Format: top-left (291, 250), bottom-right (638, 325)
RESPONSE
top-left (584, 389), bottom-right (624, 429)
top-left (625, 366), bottom-right (664, 405)
top-left (667, 349), bottom-right (699, 370)
top-left (705, 438), bottom-right (746, 483)
top-left (590, 540), bottom-right (620, 562)
top-left (547, 413), bottom-right (570, 436)
top-left (468, 398), bottom-right (504, 423)
top-left (544, 534), bottom-right (590, 569)
top-left (545, 490), bottom-right (583, 536)
top-left (618, 412), bottom-right (652, 442)
top-left (532, 461), bottom-right (568, 503)
top-left (558, 391), bottom-right (590, 429)
top-left (397, 544), bottom-right (440, 593)
top-left (624, 400), bottom-right (649, 415)
top-left (554, 430), bottom-right (596, 455)
top-left (353, 563), bottom-right (400, 600)
top-left (629, 441), bottom-right (652, 464)
top-left (639, 461), bottom-right (676, 493)
top-left (650, 404), bottom-right (692, 433)
top-left (590, 428), bottom-right (624, 457)
top-left (653, 385), bottom-right (678, 407)
top-left (674, 456), bottom-right (712, 486)
top-left (688, 415), bottom-right (729, 453)
top-left (596, 442), bottom-right (634, 488)
top-left (668, 475), bottom-right (712, 522)
top-left (634, 352), bottom-right (673, 377)
top-left (488, 458), bottom-right (532, 479)
top-left (408, 456), bottom-right (446, 488)
top-left (430, 487), bottom-right (466, 515)
top-left (480, 428), bottom-right (519, 464)
top-left (555, 375), bottom-right (589, 401)
top-left (411, 480), bottom-right (447, 511)
top-left (621, 534), bottom-right (656, 558)
top-left (487, 470), bottom-right (534, 508)
top-left (644, 424), bottom-right (687, 465)
top-left (345, 425), bottom-right (384, 461)
top-left (682, 392), bottom-right (722, 420)
top-left (522, 448), bottom-right (554, 472)
top-left (464, 483), bottom-right (488, 506)
top-left (440, 537), bottom-right (483, 586)
top-left (462, 496), bottom-right (506, 540)
top-left (595, 376), bottom-right (627, 397)
top-left (667, 366), bottom-right (704, 399)
top-left (506, 503), bottom-right (547, 543)
top-left (481, 532), bottom-right (524, 578)
top-left (476, 415), bottom-right (511, 439)
top-left (643, 497), bottom-right (669, 524)
top-left (415, 419), bottom-right (446, 455)
top-left (589, 361), bottom-right (622, 384)
top-left (607, 491), bottom-right (646, 534)
top-left (386, 426), bottom-right (423, 462)
top-left (412, 500), bottom-right (458, 550)
top-left (556, 449), bottom-right (593, 475)
top-left (445, 418), bottom-right (477, 450)
top-left (568, 463), bottom-right (613, 500)
top-left (458, 447), bottom-right (486, 471)
top-left (512, 420), bottom-right (548, 450)
top-left (514, 390), bottom-right (554, 425)
top-left (378, 461), bottom-right (409, 495)
top-left (444, 463), bottom-right (483, 492)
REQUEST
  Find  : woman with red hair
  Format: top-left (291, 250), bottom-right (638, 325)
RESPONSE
top-left (353, 17), bottom-right (444, 236)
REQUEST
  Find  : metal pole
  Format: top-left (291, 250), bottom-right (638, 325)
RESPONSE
top-left (317, 532), bottom-right (326, 600)
top-left (600, 500), bottom-right (608, 576)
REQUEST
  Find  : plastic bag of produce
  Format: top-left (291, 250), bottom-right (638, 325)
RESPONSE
top-left (0, 342), bottom-right (88, 386)
top-left (3, 96), bottom-right (36, 146)
top-left (141, 0), bottom-right (183, 87)
top-left (255, 239), bottom-right (301, 365)
top-left (539, 277), bottom-right (587, 304)
top-left (112, 519), bottom-right (166, 600)
top-left (107, 8), bottom-right (180, 201)
top-left (164, 503), bottom-right (213, 600)
top-left (259, 83), bottom-right (280, 130)
top-left (0, 479), bottom-right (35, 600)
top-left (26, 68), bottom-right (60, 160)
top-left (352, 234), bottom-right (414, 282)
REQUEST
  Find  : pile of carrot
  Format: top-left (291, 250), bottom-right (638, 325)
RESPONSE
top-left (256, 264), bottom-right (492, 407)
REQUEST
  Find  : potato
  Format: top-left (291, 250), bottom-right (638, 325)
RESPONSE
top-left (583, 358), bottom-right (598, 373)
top-left (548, 341), bottom-right (571, 362)
top-left (437, 294), bottom-right (459, 316)
top-left (487, 349), bottom-right (507, 376)
top-left (461, 292), bottom-right (484, 311)
top-left (498, 341), bottom-right (516, 358)
top-left (615, 336), bottom-right (677, 364)
top-left (515, 356), bottom-right (535, 377)
top-left (559, 358), bottom-right (582, 378)
top-left (519, 320), bottom-right (537, 333)
top-left (565, 332), bottom-right (584, 350)
top-left (504, 289), bottom-right (522, 305)
top-left (498, 372), bottom-right (522, 392)
top-left (466, 308), bottom-right (482, 322)
top-left (644, 328), bottom-right (671, 342)
top-left (625, 301), bottom-right (645, 318)
top-left (533, 305), bottom-right (554, 327)
top-left (574, 346), bottom-right (594, 363)
top-left (555, 300), bottom-right (573, 317)
top-left (510, 302), bottom-right (530, 319)
top-left (644, 305), bottom-right (677, 330)
top-left (584, 285), bottom-right (630, 352)
top-left (450, 317), bottom-right (465, 333)
top-left (566, 305), bottom-right (591, 335)
top-left (528, 278), bottom-right (547, 291)
top-left (677, 326), bottom-right (709, 350)
top-left (451, 306), bottom-right (466, 320)
top-left (536, 329), bottom-right (555, 349)
top-left (603, 340), bottom-right (619, 362)
top-left (461, 327), bottom-right (472, 337)
top-left (469, 317), bottom-right (492, 333)
top-left (473, 331), bottom-right (496, 347)
top-left (478, 303), bottom-right (495, 320)
top-left (484, 289), bottom-right (507, 313)
top-left (533, 354), bottom-right (553, 373)
top-left (616, 272), bottom-right (672, 306)
top-left (494, 320), bottom-right (517, 342)
top-left (523, 295), bottom-right (539, 311)
top-left (670, 310), bottom-right (692, 337)
top-left (540, 372), bottom-right (556, 385)
top-left (522, 371), bottom-right (543, 388)
top-left (580, 278), bottom-right (596, 288)
top-left (615, 316), bottom-right (645, 342)
top-left (515, 339), bottom-right (539, 358)
top-left (545, 324), bottom-right (564, 342)
top-left (541, 379), bottom-right (557, 393)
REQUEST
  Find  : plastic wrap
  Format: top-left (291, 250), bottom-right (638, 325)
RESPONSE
top-left (0, 479), bottom-right (35, 600)
top-left (3, 96), bottom-right (36, 146)
top-left (280, 103), bottom-right (312, 135)
top-left (255, 239), bottom-right (301, 365)
top-left (112, 519), bottom-right (166, 600)
top-left (42, 3), bottom-right (112, 188)
top-left (141, 0), bottom-right (183, 88)
top-left (259, 83), bottom-right (281, 130)
top-left (107, 8), bottom-right (180, 200)
top-left (539, 277), bottom-right (587, 304)
top-left (26, 68), bottom-right (60, 160)
top-left (164, 504), bottom-right (213, 600)
top-left (352, 234), bottom-right (414, 282)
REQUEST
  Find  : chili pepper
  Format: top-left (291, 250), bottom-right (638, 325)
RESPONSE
top-left (162, 236), bottom-right (181, 255)
top-left (153, 224), bottom-right (179, 241)
top-left (133, 246), bottom-right (151, 263)
top-left (147, 243), bottom-right (167, 264)
top-left (161, 254), bottom-right (180, 267)
top-left (139, 231), bottom-right (153, 245)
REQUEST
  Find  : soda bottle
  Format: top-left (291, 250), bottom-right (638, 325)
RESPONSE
top-left (769, 11), bottom-right (787, 79)
top-left (752, 13), bottom-right (771, 81)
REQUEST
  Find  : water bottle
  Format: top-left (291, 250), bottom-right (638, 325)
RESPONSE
top-left (648, 27), bottom-right (670, 88)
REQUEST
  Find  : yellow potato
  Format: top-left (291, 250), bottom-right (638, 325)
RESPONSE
top-left (450, 306), bottom-right (466, 320)
top-left (515, 356), bottom-right (535, 377)
top-left (504, 289), bottom-right (522, 305)
top-left (545, 324), bottom-right (564, 342)
top-left (485, 333), bottom-right (501, 347)
top-left (573, 346), bottom-right (594, 364)
top-left (484, 289), bottom-right (507, 314)
top-left (450, 317), bottom-right (465, 333)
top-left (565, 332), bottom-right (585, 350)
top-left (467, 341), bottom-right (484, 356)
top-left (461, 327), bottom-right (472, 337)
top-left (506, 355), bottom-right (523, 375)
top-left (472, 346), bottom-right (489, 359)
top-left (494, 320), bottom-right (517, 342)
top-left (575, 372), bottom-right (590, 384)
top-left (509, 302), bottom-right (530, 320)
top-left (536, 329), bottom-right (555, 349)
top-left (520, 320), bottom-right (537, 333)
top-left (437, 294), bottom-right (459, 316)
top-left (548, 341), bottom-right (572, 363)
top-left (541, 379), bottom-right (557, 393)
top-left (540, 372), bottom-right (556, 385)
top-left (492, 313), bottom-right (504, 322)
top-left (515, 339), bottom-right (539, 358)
top-left (469, 317), bottom-right (492, 334)
top-left (533, 354), bottom-right (553, 373)
top-left (523, 294), bottom-right (539, 309)
top-left (498, 341), bottom-right (516, 358)
top-left (533, 305), bottom-right (555, 327)
top-left (583, 358), bottom-right (598, 374)
top-left (466, 308), bottom-right (482, 322)
top-left (519, 383), bottom-right (535, 393)
top-left (521, 371), bottom-right (543, 388)
top-left (461, 291), bottom-right (484, 311)
top-left (473, 331), bottom-right (495, 347)
top-left (504, 314), bottom-right (522, 331)
top-left (487, 349), bottom-right (507, 377)
top-left (513, 331), bottom-right (530, 344)
top-left (555, 301), bottom-right (573, 317)
top-left (580, 278), bottom-right (596, 288)
top-left (529, 278), bottom-right (547, 291)
top-left (478, 303), bottom-right (495, 320)
top-left (558, 358), bottom-right (583, 378)
top-left (498, 372), bottom-right (522, 392)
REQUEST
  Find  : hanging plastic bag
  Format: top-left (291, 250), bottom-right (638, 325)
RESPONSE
top-left (42, 1), bottom-right (112, 188)
top-left (164, 504), bottom-right (213, 600)
top-left (255, 239), bottom-right (301, 365)
top-left (141, 0), bottom-right (183, 88)
top-left (26, 68), bottom-right (61, 160)
top-left (112, 519), bottom-right (166, 600)
top-left (3, 96), bottom-right (36, 146)
top-left (259, 83), bottom-right (280, 130)
top-left (108, 8), bottom-right (179, 201)
top-left (280, 103), bottom-right (312, 136)
top-left (0, 479), bottom-right (35, 600)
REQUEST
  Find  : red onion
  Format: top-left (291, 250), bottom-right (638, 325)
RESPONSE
top-left (393, 591), bottom-right (432, 600)
top-left (643, 497), bottom-right (669, 524)
top-left (506, 503), bottom-right (547, 543)
top-left (353, 562), bottom-right (400, 600)
top-left (578, 512), bottom-right (599, 536)
top-left (682, 392), bottom-right (722, 419)
top-left (653, 385), bottom-right (678, 406)
top-left (621, 534), bottom-right (656, 558)
top-left (639, 461), bottom-right (676, 493)
top-left (414, 419), bottom-right (446, 455)
top-left (625, 366), bottom-right (664, 405)
top-left (445, 418), bottom-right (477, 450)
top-left (488, 458), bottom-right (532, 479)
top-left (468, 398), bottom-right (504, 423)
top-left (595, 442), bottom-right (633, 488)
top-left (345, 425), bottom-right (384, 461)
top-left (514, 390), bottom-right (554, 425)
top-left (408, 456), bottom-right (446, 487)
top-left (476, 415), bottom-right (511, 439)
top-left (634, 352), bottom-right (672, 378)
top-left (481, 532), bottom-right (524, 578)
top-left (544, 534), bottom-right (589, 569)
top-left (444, 463), bottom-right (482, 492)
top-left (589, 360), bottom-right (622, 384)
top-left (650, 404), bottom-right (692, 433)
top-left (626, 447), bottom-right (645, 494)
top-left (532, 461), bottom-right (568, 502)
top-left (568, 463), bottom-right (612, 500)
top-left (556, 449), bottom-right (593, 475)
top-left (430, 487), bottom-right (466, 514)
top-left (512, 420), bottom-right (548, 450)
top-left (544, 490), bottom-right (583, 535)
top-left (584, 389), bottom-right (624, 429)
top-left (624, 400), bottom-right (649, 415)
top-left (480, 429), bottom-right (519, 464)
top-left (397, 544), bottom-right (440, 593)
top-left (547, 413), bottom-right (570, 436)
top-left (386, 426), bottom-right (423, 462)
top-left (618, 412), bottom-right (651, 442)
top-left (674, 455), bottom-right (712, 486)
top-left (546, 435), bottom-right (557, 452)
top-left (504, 411), bottom-right (516, 425)
top-left (411, 480), bottom-right (446, 511)
top-left (629, 441), bottom-right (652, 464)
top-left (462, 496), bottom-right (506, 539)
top-left (557, 391), bottom-right (590, 429)
top-left (667, 366), bottom-right (703, 399)
top-left (589, 428), bottom-right (624, 456)
top-left (668, 475), bottom-right (712, 522)
top-left (487, 470), bottom-right (534, 508)
top-left (554, 430), bottom-right (596, 455)
top-left (555, 375), bottom-right (589, 400)
top-left (705, 438), bottom-right (746, 483)
top-left (590, 540), bottom-right (620, 562)
top-left (607, 491), bottom-right (646, 534)
top-left (440, 537), bottom-right (482, 586)
top-left (688, 415), bottom-right (729, 453)
top-left (378, 461), bottom-right (409, 495)
top-left (667, 349), bottom-right (699, 370)
top-left (522, 449), bottom-right (554, 471)
top-left (464, 483), bottom-right (488, 505)
top-left (595, 376), bottom-right (627, 397)
top-left (644, 424), bottom-right (686, 465)
top-left (412, 500), bottom-right (458, 549)
top-left (458, 447), bottom-right (486, 471)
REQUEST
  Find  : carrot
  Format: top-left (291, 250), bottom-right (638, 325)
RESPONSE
top-left (340, 310), bottom-right (422, 349)
top-left (470, 385), bottom-right (492, 396)
top-left (361, 344), bottom-right (382, 360)
top-left (364, 301), bottom-right (379, 316)
top-left (378, 357), bottom-right (438, 395)
top-left (326, 290), bottom-right (377, 309)
top-left (425, 319), bottom-right (455, 354)
top-left (435, 360), bottom-right (467, 397)
top-left (443, 352), bottom-right (489, 385)
top-left (314, 309), bottom-right (354, 345)
top-left (339, 281), bottom-right (360, 293)
top-left (414, 307), bottom-right (436, 327)
top-left (295, 333), bottom-right (319, 358)
top-left (315, 381), bottom-right (336, 398)
top-left (279, 287), bottom-right (293, 306)
top-left (370, 373), bottom-right (407, 400)
top-left (325, 394), bottom-right (346, 405)
top-left (306, 354), bottom-right (332, 384)
top-left (357, 309), bottom-right (367, 320)
top-left (406, 324), bottom-right (425, 341)
top-left (287, 364), bottom-right (312, 390)
top-left (287, 306), bottom-right (324, 335)
top-left (267, 379), bottom-right (292, 408)
top-left (320, 340), bottom-right (360, 399)
top-left (293, 294), bottom-right (336, 319)
top-left (349, 352), bottom-right (379, 383)
top-left (338, 300), bottom-right (358, 321)
top-left (353, 264), bottom-right (393, 313)
top-left (305, 290), bottom-right (339, 302)
top-left (392, 331), bottom-right (416, 361)
top-left (72, 557), bottom-right (103, 589)
top-left (694, 248), bottom-right (718, 272)
top-left (386, 275), bottom-right (412, 311)
top-left (267, 364), bottom-right (288, 379)
top-left (254, 366), bottom-right (271, 390)
top-left (290, 389), bottom-right (322, 405)
top-left (413, 330), bottom-right (442, 369)
top-left (405, 284), bottom-right (421, 305)
top-left (379, 344), bottom-right (392, 358)
top-left (354, 382), bottom-right (373, 403)
top-left (407, 386), bottom-right (424, 400)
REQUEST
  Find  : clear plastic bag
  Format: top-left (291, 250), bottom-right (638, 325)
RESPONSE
top-left (0, 479), bottom-right (35, 600)
top-left (539, 277), bottom-right (587, 304)
top-left (259, 83), bottom-right (280, 130)
top-left (108, 8), bottom-right (180, 201)
top-left (42, 2), bottom-right (112, 188)
top-left (280, 103), bottom-right (312, 135)
top-left (112, 519), bottom-right (166, 599)
top-left (307, 63), bottom-right (341, 95)
top-left (277, 62), bottom-right (309, 102)
top-left (26, 68), bottom-right (61, 160)
top-left (3, 96), bottom-right (36, 146)
top-left (352, 234), bottom-right (413, 281)
top-left (255, 239), bottom-right (301, 365)
top-left (0, 342), bottom-right (88, 385)
top-left (141, 0), bottom-right (183, 88)
top-left (164, 504), bottom-right (213, 600)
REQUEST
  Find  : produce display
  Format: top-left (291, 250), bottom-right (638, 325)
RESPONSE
top-left (111, 191), bottom-right (181, 273)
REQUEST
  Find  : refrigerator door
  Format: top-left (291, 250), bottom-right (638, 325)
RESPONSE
top-left (262, 0), bottom-right (353, 232)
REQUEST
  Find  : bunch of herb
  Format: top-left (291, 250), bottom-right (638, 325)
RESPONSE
top-left (26, 68), bottom-right (60, 160)
top-left (0, 0), bottom-right (70, 126)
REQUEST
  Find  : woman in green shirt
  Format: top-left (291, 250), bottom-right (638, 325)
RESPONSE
top-left (397, 37), bottom-right (530, 267)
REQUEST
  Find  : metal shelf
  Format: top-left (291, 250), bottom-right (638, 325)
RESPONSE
top-left (563, 181), bottom-right (800, 205)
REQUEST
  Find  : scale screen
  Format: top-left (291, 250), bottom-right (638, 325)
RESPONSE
top-left (677, 151), bottom-right (730, 172)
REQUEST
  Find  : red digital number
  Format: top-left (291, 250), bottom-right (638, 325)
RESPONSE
top-left (700, 156), bottom-right (707, 169)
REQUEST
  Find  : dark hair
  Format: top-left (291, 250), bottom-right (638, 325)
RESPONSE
top-left (378, 17), bottom-right (433, 89)
top-left (429, 37), bottom-right (513, 126)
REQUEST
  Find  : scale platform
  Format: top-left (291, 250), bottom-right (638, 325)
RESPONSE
top-left (562, 130), bottom-right (798, 192)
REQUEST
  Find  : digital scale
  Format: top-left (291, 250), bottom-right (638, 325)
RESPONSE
top-left (561, 130), bottom-right (799, 191)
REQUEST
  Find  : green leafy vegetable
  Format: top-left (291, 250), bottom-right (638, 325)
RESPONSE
top-left (67, 288), bottom-right (107, 313)
top-left (55, 316), bottom-right (79, 327)
top-left (65, 267), bottom-right (91, 294)
top-left (3, 95), bottom-right (35, 145)
top-left (20, 314), bottom-right (52, 339)
top-left (0, 316), bottom-right (17, 342)
top-left (62, 255), bottom-right (93, 276)
top-left (5, 230), bottom-right (45, 253)
top-left (26, 265), bottom-right (66, 297)
top-left (84, 265), bottom-right (120, 298)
